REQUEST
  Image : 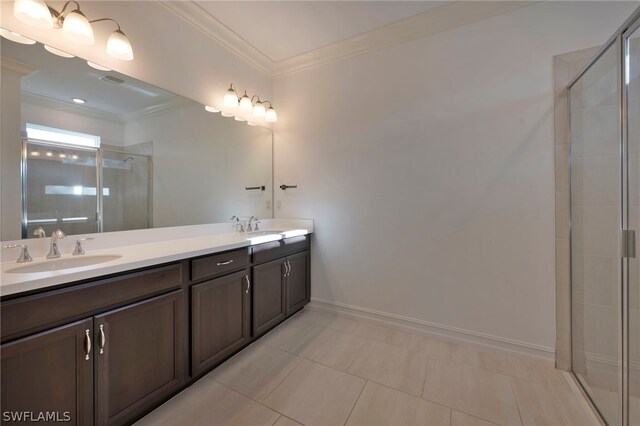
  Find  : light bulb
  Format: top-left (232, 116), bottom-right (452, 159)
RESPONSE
top-left (239, 91), bottom-right (252, 111)
top-left (107, 30), bottom-right (133, 61)
top-left (265, 106), bottom-right (278, 123)
top-left (205, 105), bottom-right (219, 113)
top-left (223, 85), bottom-right (238, 109)
top-left (252, 101), bottom-right (266, 118)
top-left (0, 28), bottom-right (36, 44)
top-left (44, 45), bottom-right (74, 58)
top-left (14, 0), bottom-right (53, 28)
top-left (62, 10), bottom-right (94, 45)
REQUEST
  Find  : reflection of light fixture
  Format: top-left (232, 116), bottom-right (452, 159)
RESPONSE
top-left (46, 152), bottom-right (53, 157)
top-left (72, 97), bottom-right (85, 104)
top-left (0, 28), bottom-right (36, 44)
top-left (72, 154), bottom-right (78, 159)
top-left (44, 44), bottom-right (74, 57)
top-left (31, 151), bottom-right (40, 156)
top-left (13, 0), bottom-right (134, 61)
top-left (205, 105), bottom-right (219, 113)
top-left (14, 0), bottom-right (53, 28)
top-left (59, 153), bottom-right (67, 158)
top-left (87, 61), bottom-right (110, 71)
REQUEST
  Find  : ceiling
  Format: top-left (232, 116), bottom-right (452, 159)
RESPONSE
top-left (1, 38), bottom-right (183, 119)
top-left (157, 1), bottom-right (535, 76)
top-left (195, 1), bottom-right (447, 62)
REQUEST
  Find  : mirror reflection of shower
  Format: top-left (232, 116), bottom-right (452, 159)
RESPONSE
top-left (22, 124), bottom-right (152, 238)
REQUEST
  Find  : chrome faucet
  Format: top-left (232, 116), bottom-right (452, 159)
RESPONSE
top-left (33, 227), bottom-right (46, 238)
top-left (3, 244), bottom-right (33, 263)
top-left (230, 215), bottom-right (244, 232)
top-left (47, 229), bottom-right (66, 259)
top-left (247, 216), bottom-right (258, 232)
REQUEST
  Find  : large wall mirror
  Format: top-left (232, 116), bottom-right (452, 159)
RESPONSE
top-left (0, 38), bottom-right (273, 240)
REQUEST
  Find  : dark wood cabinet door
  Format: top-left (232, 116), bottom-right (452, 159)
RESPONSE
top-left (286, 251), bottom-right (310, 316)
top-left (94, 290), bottom-right (185, 426)
top-left (252, 258), bottom-right (286, 336)
top-left (1, 318), bottom-right (93, 426)
top-left (191, 269), bottom-right (251, 376)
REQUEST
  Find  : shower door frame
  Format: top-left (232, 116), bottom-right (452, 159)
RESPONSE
top-left (567, 6), bottom-right (640, 425)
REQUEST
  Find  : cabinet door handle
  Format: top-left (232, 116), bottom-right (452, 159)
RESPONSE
top-left (245, 275), bottom-right (251, 294)
top-left (286, 261), bottom-right (291, 277)
top-left (216, 260), bottom-right (234, 266)
top-left (84, 329), bottom-right (91, 361)
top-left (283, 262), bottom-right (289, 277)
top-left (99, 324), bottom-right (106, 354)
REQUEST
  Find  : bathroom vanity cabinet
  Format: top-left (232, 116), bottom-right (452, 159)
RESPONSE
top-left (0, 235), bottom-right (310, 425)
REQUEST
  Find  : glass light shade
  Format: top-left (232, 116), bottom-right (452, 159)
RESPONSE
top-left (62, 10), bottom-right (94, 45)
top-left (239, 93), bottom-right (252, 111)
top-left (87, 61), bottom-right (111, 71)
top-left (221, 111), bottom-right (234, 117)
top-left (247, 121), bottom-right (257, 126)
top-left (223, 87), bottom-right (238, 109)
top-left (265, 106), bottom-right (278, 123)
top-left (14, 0), bottom-right (53, 28)
top-left (0, 28), bottom-right (36, 44)
top-left (234, 116), bottom-right (246, 122)
top-left (107, 30), bottom-right (133, 61)
top-left (252, 101), bottom-right (266, 118)
top-left (44, 44), bottom-right (74, 58)
top-left (205, 105), bottom-right (220, 113)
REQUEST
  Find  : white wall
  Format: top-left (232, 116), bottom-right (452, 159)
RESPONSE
top-left (273, 1), bottom-right (639, 355)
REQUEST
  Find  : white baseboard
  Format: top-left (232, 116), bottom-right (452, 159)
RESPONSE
top-left (309, 297), bottom-right (556, 366)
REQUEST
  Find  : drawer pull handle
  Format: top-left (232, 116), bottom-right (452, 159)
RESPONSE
top-left (99, 324), bottom-right (106, 354)
top-left (84, 329), bottom-right (91, 361)
top-left (216, 260), bottom-right (234, 266)
top-left (245, 275), bottom-right (251, 294)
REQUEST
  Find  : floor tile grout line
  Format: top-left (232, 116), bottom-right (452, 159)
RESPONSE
top-left (507, 376), bottom-right (525, 426)
top-left (342, 379), bottom-right (368, 426)
top-left (259, 355), bottom-right (306, 403)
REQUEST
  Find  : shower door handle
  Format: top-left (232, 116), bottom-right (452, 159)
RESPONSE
top-left (623, 229), bottom-right (636, 258)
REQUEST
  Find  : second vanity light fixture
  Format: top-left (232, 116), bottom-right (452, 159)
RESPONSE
top-left (12, 0), bottom-right (134, 60)
top-left (206, 83), bottom-right (278, 125)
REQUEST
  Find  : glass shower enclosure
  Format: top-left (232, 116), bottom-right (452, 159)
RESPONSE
top-left (22, 139), bottom-right (152, 238)
top-left (569, 7), bottom-right (640, 425)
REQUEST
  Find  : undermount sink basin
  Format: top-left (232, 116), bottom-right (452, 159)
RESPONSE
top-left (6, 255), bottom-right (122, 274)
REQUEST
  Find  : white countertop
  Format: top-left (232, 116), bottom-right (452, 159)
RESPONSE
top-left (0, 220), bottom-right (313, 297)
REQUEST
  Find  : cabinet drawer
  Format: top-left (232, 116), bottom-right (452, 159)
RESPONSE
top-left (1, 263), bottom-right (182, 343)
top-left (251, 236), bottom-right (310, 264)
top-left (191, 248), bottom-right (248, 282)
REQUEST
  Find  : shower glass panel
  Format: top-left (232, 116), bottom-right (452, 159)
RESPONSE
top-left (625, 22), bottom-right (640, 426)
top-left (101, 151), bottom-right (152, 232)
top-left (570, 39), bottom-right (622, 425)
top-left (22, 140), bottom-right (99, 237)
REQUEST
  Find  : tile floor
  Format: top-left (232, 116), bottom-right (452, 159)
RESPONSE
top-left (137, 308), bottom-right (597, 426)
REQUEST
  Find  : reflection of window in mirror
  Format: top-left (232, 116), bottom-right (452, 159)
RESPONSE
top-left (22, 123), bottom-right (152, 238)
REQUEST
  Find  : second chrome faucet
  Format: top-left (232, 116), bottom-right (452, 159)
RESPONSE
top-left (47, 229), bottom-right (66, 259)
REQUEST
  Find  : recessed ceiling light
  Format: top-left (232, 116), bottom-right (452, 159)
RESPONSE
top-left (0, 28), bottom-right (35, 45)
top-left (31, 151), bottom-right (40, 156)
top-left (72, 154), bottom-right (78, 160)
top-left (46, 152), bottom-right (53, 157)
top-left (72, 97), bottom-right (86, 104)
top-left (58, 153), bottom-right (67, 158)
top-left (44, 45), bottom-right (75, 58)
top-left (87, 61), bottom-right (111, 71)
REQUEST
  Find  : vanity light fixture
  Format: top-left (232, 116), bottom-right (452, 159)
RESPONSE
top-left (0, 28), bottom-right (35, 44)
top-left (44, 44), bottom-right (74, 58)
top-left (72, 97), bottom-right (85, 104)
top-left (204, 105), bottom-right (219, 113)
top-left (218, 83), bottom-right (278, 123)
top-left (12, 0), bottom-right (134, 60)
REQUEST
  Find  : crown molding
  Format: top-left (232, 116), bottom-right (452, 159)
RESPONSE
top-left (155, 1), bottom-right (536, 78)
top-left (119, 95), bottom-right (192, 123)
top-left (153, 1), bottom-right (276, 76)
top-left (273, 1), bottom-right (537, 77)
top-left (21, 91), bottom-right (123, 124)
top-left (1, 56), bottom-right (37, 77)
